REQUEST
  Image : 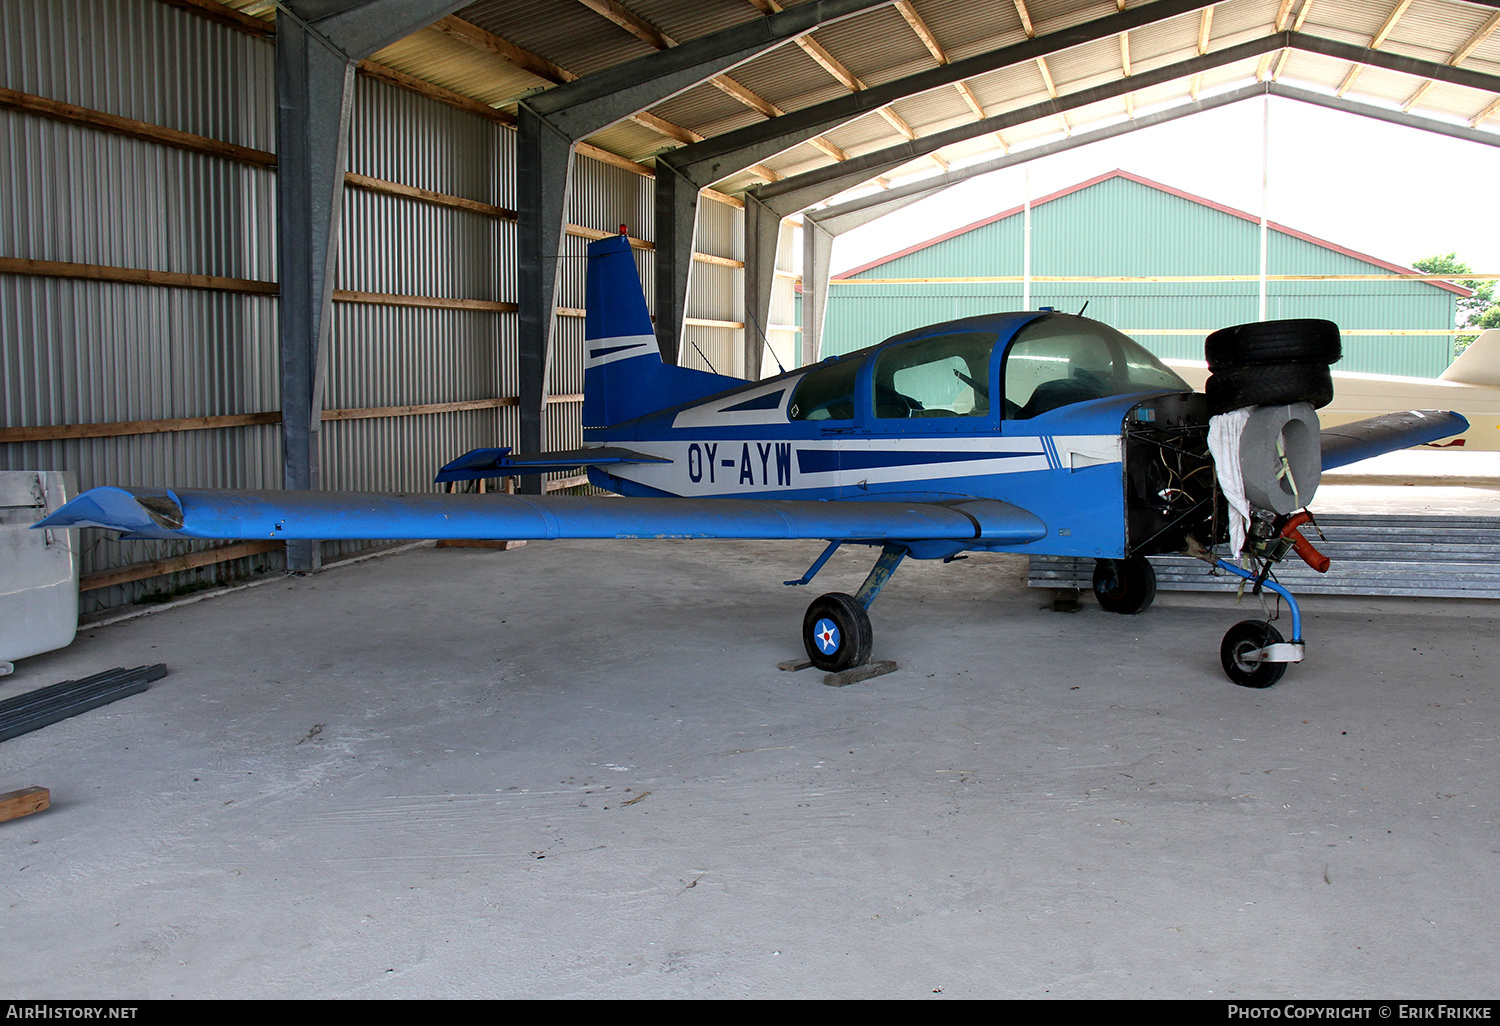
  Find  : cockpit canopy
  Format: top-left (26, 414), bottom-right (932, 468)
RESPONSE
top-left (788, 313), bottom-right (1189, 423)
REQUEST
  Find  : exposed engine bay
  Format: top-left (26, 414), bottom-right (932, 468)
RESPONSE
top-left (1122, 392), bottom-right (1224, 559)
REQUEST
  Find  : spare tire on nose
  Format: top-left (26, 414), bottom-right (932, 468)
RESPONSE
top-left (1205, 318), bottom-right (1342, 371)
top-left (1205, 362), bottom-right (1334, 416)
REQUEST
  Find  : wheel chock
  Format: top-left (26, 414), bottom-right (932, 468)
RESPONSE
top-left (823, 660), bottom-right (898, 688)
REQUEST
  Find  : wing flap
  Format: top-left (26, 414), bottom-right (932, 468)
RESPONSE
top-left (1320, 410), bottom-right (1469, 470)
top-left (35, 488), bottom-right (1048, 546)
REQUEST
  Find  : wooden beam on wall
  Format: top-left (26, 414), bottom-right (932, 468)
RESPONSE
top-left (0, 257), bottom-right (277, 295)
top-left (0, 86), bottom-right (278, 165)
top-left (79, 540), bottom-right (285, 593)
top-left (3, 395), bottom-right (584, 444)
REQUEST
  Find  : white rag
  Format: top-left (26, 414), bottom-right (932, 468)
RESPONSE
top-left (1208, 408), bottom-right (1253, 557)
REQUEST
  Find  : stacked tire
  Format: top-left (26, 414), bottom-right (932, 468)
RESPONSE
top-left (1204, 319), bottom-right (1341, 415)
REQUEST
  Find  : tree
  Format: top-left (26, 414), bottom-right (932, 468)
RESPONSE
top-left (1414, 253), bottom-right (1497, 355)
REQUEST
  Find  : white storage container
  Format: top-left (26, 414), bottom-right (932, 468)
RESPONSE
top-left (0, 471), bottom-right (79, 676)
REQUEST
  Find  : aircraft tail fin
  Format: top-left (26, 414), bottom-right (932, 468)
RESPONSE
top-left (1439, 328), bottom-right (1500, 386)
top-left (583, 233), bottom-right (744, 428)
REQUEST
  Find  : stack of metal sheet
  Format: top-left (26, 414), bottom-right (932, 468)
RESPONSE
top-left (1029, 514), bottom-right (1500, 600)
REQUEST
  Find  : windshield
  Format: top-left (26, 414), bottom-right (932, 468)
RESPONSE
top-left (1003, 316), bottom-right (1189, 419)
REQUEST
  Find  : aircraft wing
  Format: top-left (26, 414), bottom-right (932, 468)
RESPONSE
top-left (1320, 410), bottom-right (1469, 470)
top-left (34, 486), bottom-right (1047, 546)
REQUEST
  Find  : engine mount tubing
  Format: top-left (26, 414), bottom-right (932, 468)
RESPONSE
top-left (1214, 558), bottom-right (1303, 642)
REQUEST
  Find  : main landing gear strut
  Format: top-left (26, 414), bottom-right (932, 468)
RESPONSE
top-left (789, 542), bottom-right (906, 672)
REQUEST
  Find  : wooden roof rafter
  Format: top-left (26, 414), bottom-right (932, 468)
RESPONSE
top-left (568, 0), bottom-right (855, 178)
top-left (1336, 0), bottom-right (1415, 96)
top-left (1403, 10), bottom-right (1500, 112)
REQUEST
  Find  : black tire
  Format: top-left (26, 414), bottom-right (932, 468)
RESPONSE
top-left (1092, 556), bottom-right (1156, 614)
top-left (1205, 362), bottom-right (1334, 415)
top-left (1220, 619), bottom-right (1288, 688)
top-left (1205, 319), bottom-right (1342, 371)
top-left (803, 592), bottom-right (874, 672)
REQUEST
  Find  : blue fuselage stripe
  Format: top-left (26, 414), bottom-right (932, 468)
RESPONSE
top-left (795, 448), bottom-right (1040, 474)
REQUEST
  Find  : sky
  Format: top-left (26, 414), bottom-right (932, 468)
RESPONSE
top-left (825, 94), bottom-right (1500, 283)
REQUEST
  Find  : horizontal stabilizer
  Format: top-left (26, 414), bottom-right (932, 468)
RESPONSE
top-left (435, 446), bottom-right (670, 483)
top-left (35, 487), bottom-right (1047, 547)
top-left (1320, 410), bottom-right (1469, 470)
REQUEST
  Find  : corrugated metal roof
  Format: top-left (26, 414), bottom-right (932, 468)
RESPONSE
top-left (209, 0), bottom-right (1500, 206)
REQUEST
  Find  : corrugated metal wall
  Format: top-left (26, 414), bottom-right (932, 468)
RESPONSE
top-left (821, 175), bottom-right (1457, 377)
top-left (1, 0), bottom-right (284, 612)
top-left (1, 0), bottom-right (747, 612)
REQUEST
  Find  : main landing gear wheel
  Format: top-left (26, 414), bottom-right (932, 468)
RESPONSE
top-left (1220, 619), bottom-right (1288, 689)
top-left (803, 592), bottom-right (873, 672)
top-left (1092, 556), bottom-right (1157, 614)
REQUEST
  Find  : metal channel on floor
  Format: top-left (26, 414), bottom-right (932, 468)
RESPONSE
top-left (1028, 513), bottom-right (1500, 599)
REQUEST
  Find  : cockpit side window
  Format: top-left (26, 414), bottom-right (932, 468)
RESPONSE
top-left (788, 356), bottom-right (861, 421)
top-left (1002, 317), bottom-right (1189, 419)
top-left (871, 332), bottom-right (997, 420)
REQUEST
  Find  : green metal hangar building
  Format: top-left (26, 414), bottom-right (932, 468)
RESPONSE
top-left (815, 169), bottom-right (1471, 377)
top-left (3, 0), bottom-right (1500, 614)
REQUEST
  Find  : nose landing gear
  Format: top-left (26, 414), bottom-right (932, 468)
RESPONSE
top-left (1212, 555), bottom-right (1309, 688)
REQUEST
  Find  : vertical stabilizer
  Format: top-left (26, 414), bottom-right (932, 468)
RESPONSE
top-left (583, 233), bottom-right (746, 429)
top-left (1440, 329), bottom-right (1500, 386)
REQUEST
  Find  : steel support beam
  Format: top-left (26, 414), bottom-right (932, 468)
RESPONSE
top-left (526, 0), bottom-right (898, 132)
top-left (741, 25), bottom-right (1500, 344)
top-left (746, 28), bottom-right (1500, 305)
top-left (1270, 82), bottom-right (1500, 147)
top-left (275, 0), bottom-right (466, 569)
top-left (1288, 31), bottom-right (1500, 96)
top-left (511, 0), bottom-right (895, 484)
top-left (744, 35), bottom-right (1286, 356)
top-left (661, 0), bottom-right (1219, 373)
top-left (515, 106), bottom-right (577, 494)
top-left (801, 215), bottom-right (836, 366)
top-left (751, 34), bottom-right (1289, 219)
top-left (803, 88), bottom-right (1267, 235)
top-left (743, 193), bottom-right (785, 380)
top-left (796, 75), bottom-right (1500, 361)
top-left (798, 85), bottom-right (1269, 360)
top-left (657, 0), bottom-right (1219, 191)
top-left (653, 162), bottom-right (701, 366)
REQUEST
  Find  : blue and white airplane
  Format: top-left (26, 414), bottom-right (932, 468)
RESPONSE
top-left (37, 231), bottom-right (1467, 686)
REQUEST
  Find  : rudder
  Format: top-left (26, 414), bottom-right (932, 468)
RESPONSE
top-left (582, 232), bottom-right (745, 429)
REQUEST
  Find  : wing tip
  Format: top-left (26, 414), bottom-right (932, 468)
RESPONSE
top-left (32, 486), bottom-right (184, 536)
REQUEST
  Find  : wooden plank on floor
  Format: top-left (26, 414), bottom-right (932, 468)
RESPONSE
top-left (0, 786), bottom-right (50, 822)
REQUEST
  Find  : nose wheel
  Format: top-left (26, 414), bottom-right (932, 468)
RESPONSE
top-left (1220, 619), bottom-right (1289, 688)
top-left (1212, 560), bottom-right (1306, 688)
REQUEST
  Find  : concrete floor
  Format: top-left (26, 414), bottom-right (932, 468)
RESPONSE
top-left (2, 535), bottom-right (1498, 999)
